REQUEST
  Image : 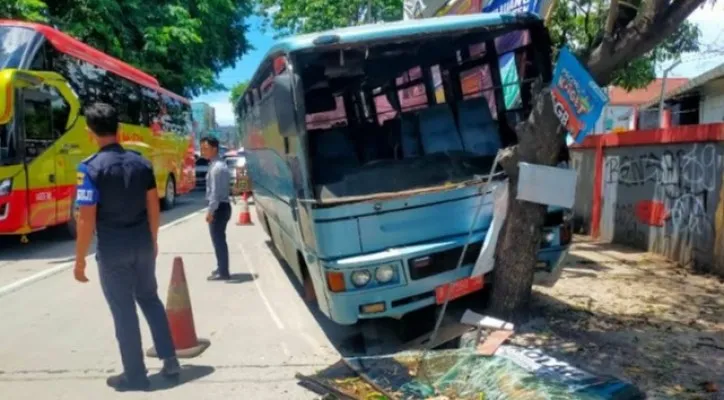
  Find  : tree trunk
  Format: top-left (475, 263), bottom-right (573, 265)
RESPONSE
top-left (488, 86), bottom-right (565, 321)
top-left (485, 0), bottom-right (709, 321)
top-left (488, 183), bottom-right (548, 322)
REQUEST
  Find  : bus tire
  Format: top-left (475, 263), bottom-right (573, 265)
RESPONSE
top-left (299, 252), bottom-right (317, 304)
top-left (161, 175), bottom-right (176, 211)
top-left (262, 214), bottom-right (271, 238)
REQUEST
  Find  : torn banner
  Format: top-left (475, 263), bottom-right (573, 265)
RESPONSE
top-left (301, 348), bottom-right (644, 400)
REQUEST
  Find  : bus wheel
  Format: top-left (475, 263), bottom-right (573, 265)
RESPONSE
top-left (161, 175), bottom-right (176, 210)
top-left (299, 253), bottom-right (317, 304)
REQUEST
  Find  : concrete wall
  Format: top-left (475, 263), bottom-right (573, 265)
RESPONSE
top-left (570, 148), bottom-right (596, 233)
top-left (571, 123), bottom-right (724, 276)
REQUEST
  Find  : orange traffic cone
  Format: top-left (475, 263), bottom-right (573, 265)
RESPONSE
top-left (236, 192), bottom-right (253, 226)
top-left (146, 257), bottom-right (210, 359)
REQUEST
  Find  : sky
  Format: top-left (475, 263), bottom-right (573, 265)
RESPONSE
top-left (195, 5), bottom-right (724, 127)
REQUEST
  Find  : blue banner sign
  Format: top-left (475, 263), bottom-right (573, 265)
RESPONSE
top-left (551, 46), bottom-right (609, 144)
top-left (482, 0), bottom-right (541, 13)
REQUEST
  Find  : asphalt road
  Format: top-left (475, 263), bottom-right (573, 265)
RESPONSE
top-left (0, 192), bottom-right (480, 399)
top-left (0, 192), bottom-right (351, 399)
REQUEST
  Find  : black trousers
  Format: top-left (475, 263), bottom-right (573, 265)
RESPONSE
top-left (209, 202), bottom-right (231, 277)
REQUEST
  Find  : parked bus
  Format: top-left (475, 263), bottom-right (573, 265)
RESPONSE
top-left (236, 13), bottom-right (572, 325)
top-left (0, 20), bottom-right (196, 238)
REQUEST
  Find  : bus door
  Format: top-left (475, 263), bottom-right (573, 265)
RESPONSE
top-left (18, 86), bottom-right (58, 228)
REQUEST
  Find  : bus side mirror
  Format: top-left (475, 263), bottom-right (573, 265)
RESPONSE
top-left (272, 74), bottom-right (299, 137)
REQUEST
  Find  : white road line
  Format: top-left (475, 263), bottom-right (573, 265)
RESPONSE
top-left (0, 208), bottom-right (208, 299)
top-left (238, 242), bottom-right (285, 330)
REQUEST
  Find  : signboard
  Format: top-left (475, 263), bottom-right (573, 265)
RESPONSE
top-left (551, 47), bottom-right (609, 144)
top-left (482, 0), bottom-right (541, 13)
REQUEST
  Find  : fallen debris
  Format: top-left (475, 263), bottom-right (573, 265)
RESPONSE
top-left (476, 330), bottom-right (514, 356)
top-left (298, 345), bottom-right (644, 399)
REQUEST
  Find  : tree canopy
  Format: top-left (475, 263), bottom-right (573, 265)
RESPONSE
top-left (257, 0), bottom-right (705, 90)
top-left (548, 0), bottom-right (702, 89)
top-left (229, 81), bottom-right (249, 109)
top-left (257, 0), bottom-right (403, 36)
top-left (2, 0), bottom-right (254, 97)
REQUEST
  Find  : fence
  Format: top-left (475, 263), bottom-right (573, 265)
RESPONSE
top-left (570, 123), bottom-right (724, 276)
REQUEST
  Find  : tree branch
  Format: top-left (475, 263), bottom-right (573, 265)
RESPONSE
top-left (587, 0), bottom-right (706, 85)
top-left (604, 0), bottom-right (620, 40)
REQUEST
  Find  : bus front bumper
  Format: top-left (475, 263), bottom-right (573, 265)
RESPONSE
top-left (324, 242), bottom-right (571, 326)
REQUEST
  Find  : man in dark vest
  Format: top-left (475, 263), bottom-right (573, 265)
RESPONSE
top-left (73, 102), bottom-right (181, 391)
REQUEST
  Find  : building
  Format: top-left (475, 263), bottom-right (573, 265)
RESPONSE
top-left (191, 102), bottom-right (217, 150)
top-left (593, 78), bottom-right (689, 134)
top-left (191, 102), bottom-right (217, 136)
top-left (638, 62), bottom-right (724, 129)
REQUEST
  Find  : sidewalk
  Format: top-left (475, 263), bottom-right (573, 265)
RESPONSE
top-left (0, 202), bottom-right (339, 399)
top-left (517, 236), bottom-right (724, 399)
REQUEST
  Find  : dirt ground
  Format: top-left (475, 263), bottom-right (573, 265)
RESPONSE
top-left (508, 235), bottom-right (723, 399)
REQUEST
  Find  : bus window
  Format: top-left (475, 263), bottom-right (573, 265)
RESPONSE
top-left (22, 90), bottom-right (53, 160)
top-left (113, 76), bottom-right (143, 125)
top-left (162, 94), bottom-right (185, 135)
top-left (460, 64), bottom-right (497, 119)
top-left (374, 93), bottom-right (396, 125)
top-left (306, 96), bottom-right (346, 130)
top-left (495, 30), bottom-right (530, 55)
top-left (431, 65), bottom-right (445, 104)
top-left (142, 88), bottom-right (162, 127)
top-left (48, 86), bottom-right (71, 136)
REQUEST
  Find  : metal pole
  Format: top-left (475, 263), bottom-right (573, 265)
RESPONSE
top-left (658, 60), bottom-right (682, 128)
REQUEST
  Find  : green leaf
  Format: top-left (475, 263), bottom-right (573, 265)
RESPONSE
top-left (0, 0), bottom-right (255, 97)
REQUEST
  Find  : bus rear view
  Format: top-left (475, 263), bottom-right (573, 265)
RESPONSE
top-left (238, 13), bottom-right (572, 325)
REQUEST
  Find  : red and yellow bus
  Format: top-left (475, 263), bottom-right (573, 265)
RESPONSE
top-left (0, 20), bottom-right (196, 238)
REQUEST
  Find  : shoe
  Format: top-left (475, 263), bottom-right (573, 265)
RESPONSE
top-left (207, 272), bottom-right (230, 281)
top-left (106, 373), bottom-right (150, 392)
top-left (161, 357), bottom-right (181, 379)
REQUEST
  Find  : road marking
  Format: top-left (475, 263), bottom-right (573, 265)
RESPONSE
top-left (238, 242), bottom-right (285, 330)
top-left (0, 208), bottom-right (208, 299)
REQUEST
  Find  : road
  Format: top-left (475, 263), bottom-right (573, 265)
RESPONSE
top-left (0, 192), bottom-right (363, 399)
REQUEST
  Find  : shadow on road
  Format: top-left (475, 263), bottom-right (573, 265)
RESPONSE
top-left (0, 192), bottom-right (207, 263)
top-left (224, 272), bottom-right (258, 284)
top-left (147, 364), bottom-right (215, 391)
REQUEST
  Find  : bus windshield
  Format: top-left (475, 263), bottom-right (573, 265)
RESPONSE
top-left (0, 26), bottom-right (37, 69)
top-left (297, 23), bottom-right (548, 202)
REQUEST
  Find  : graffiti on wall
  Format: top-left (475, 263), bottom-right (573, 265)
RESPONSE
top-left (603, 143), bottom-right (721, 268)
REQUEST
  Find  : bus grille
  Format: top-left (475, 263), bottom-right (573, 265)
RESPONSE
top-left (408, 241), bottom-right (483, 281)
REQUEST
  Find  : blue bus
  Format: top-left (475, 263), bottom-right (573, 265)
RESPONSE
top-left (236, 12), bottom-right (572, 325)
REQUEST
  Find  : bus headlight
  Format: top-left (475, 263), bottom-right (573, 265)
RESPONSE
top-left (351, 270), bottom-right (371, 287)
top-left (0, 179), bottom-right (11, 196)
top-left (543, 231), bottom-right (555, 244)
top-left (375, 264), bottom-right (395, 283)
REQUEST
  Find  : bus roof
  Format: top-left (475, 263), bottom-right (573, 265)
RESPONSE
top-left (241, 12), bottom-right (540, 100)
top-left (0, 20), bottom-right (190, 104)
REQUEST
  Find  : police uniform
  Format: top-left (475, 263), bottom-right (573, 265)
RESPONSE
top-left (76, 143), bottom-right (176, 385)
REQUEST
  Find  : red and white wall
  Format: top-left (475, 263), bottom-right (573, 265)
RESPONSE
top-left (570, 123), bottom-right (724, 276)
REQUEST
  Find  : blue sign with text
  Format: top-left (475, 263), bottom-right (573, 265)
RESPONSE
top-left (482, 0), bottom-right (541, 13)
top-left (550, 46), bottom-right (609, 144)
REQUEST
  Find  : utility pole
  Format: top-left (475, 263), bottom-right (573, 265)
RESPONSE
top-left (658, 59), bottom-right (681, 128)
top-left (368, 0), bottom-right (373, 23)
